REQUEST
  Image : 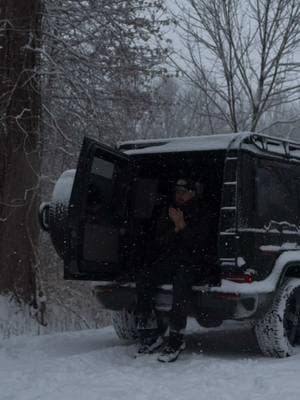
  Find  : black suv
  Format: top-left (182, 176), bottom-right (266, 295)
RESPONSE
top-left (40, 132), bottom-right (300, 357)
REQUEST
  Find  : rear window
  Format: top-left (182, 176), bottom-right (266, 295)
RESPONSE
top-left (256, 163), bottom-right (299, 225)
top-left (240, 155), bottom-right (300, 228)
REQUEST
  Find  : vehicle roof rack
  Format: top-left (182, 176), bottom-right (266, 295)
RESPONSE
top-left (117, 140), bottom-right (169, 151)
top-left (248, 133), bottom-right (300, 160)
top-left (117, 132), bottom-right (300, 159)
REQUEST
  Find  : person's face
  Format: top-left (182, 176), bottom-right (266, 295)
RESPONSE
top-left (175, 189), bottom-right (195, 205)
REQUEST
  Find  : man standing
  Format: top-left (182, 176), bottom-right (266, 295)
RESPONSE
top-left (136, 178), bottom-right (214, 362)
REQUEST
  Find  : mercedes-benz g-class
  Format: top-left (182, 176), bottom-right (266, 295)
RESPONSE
top-left (40, 132), bottom-right (300, 357)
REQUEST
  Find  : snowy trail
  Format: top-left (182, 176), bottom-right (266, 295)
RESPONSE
top-left (1, 322), bottom-right (300, 400)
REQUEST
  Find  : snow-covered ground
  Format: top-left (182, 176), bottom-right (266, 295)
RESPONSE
top-left (1, 320), bottom-right (300, 400)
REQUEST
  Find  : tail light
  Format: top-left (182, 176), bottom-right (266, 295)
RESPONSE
top-left (222, 273), bottom-right (254, 283)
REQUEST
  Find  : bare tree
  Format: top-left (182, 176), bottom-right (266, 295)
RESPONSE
top-left (0, 0), bottom-right (42, 303)
top-left (38, 0), bottom-right (171, 195)
top-left (35, 1), bottom-right (171, 330)
top-left (174, 0), bottom-right (300, 132)
top-left (140, 77), bottom-right (228, 138)
top-left (41, 0), bottom-right (169, 149)
top-left (0, 0), bottom-right (170, 331)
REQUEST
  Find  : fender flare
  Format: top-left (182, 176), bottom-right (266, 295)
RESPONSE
top-left (276, 256), bottom-right (300, 289)
top-left (266, 251), bottom-right (300, 292)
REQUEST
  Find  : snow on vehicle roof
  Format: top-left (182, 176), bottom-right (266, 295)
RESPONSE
top-left (120, 132), bottom-right (251, 155)
top-left (119, 132), bottom-right (300, 160)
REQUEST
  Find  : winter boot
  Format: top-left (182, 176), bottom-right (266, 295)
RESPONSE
top-left (135, 310), bottom-right (164, 356)
top-left (157, 331), bottom-right (186, 362)
top-left (135, 334), bottom-right (164, 357)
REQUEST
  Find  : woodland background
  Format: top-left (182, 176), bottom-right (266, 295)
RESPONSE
top-left (1, 0), bottom-right (300, 336)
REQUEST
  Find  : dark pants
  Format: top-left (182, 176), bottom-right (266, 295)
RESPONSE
top-left (136, 255), bottom-right (195, 336)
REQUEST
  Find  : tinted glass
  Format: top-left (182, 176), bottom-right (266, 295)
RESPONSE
top-left (91, 157), bottom-right (114, 179)
top-left (255, 160), bottom-right (300, 227)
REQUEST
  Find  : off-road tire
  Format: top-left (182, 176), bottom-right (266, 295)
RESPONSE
top-left (112, 309), bottom-right (168, 340)
top-left (48, 170), bottom-right (75, 258)
top-left (112, 309), bottom-right (139, 340)
top-left (254, 278), bottom-right (300, 357)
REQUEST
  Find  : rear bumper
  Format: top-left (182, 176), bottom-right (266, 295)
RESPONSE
top-left (93, 281), bottom-right (274, 321)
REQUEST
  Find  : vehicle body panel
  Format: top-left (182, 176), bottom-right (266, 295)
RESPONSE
top-left (40, 132), bottom-right (300, 324)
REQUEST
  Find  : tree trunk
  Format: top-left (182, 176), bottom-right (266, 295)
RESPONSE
top-left (0, 0), bottom-right (42, 303)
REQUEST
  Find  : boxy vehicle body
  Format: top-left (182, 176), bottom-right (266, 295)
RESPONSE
top-left (40, 132), bottom-right (300, 357)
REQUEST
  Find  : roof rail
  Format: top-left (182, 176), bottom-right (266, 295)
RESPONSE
top-left (249, 133), bottom-right (300, 160)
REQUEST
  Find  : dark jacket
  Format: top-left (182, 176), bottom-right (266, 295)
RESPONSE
top-left (151, 199), bottom-right (218, 271)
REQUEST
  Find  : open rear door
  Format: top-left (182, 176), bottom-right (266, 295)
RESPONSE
top-left (65, 137), bottom-right (133, 280)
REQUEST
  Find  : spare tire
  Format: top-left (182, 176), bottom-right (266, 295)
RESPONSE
top-left (41, 169), bottom-right (75, 259)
